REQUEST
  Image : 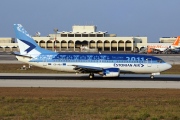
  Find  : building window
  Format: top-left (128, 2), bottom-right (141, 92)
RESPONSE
top-left (90, 34), bottom-right (96, 37)
top-left (61, 34), bottom-right (67, 37)
top-left (97, 34), bottom-right (103, 37)
top-left (68, 34), bottom-right (74, 37)
top-left (82, 34), bottom-right (88, 37)
top-left (75, 34), bottom-right (81, 37)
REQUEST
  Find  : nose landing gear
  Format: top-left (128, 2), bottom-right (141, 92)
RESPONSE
top-left (150, 75), bottom-right (154, 79)
top-left (150, 72), bottom-right (160, 79)
top-left (89, 73), bottom-right (94, 79)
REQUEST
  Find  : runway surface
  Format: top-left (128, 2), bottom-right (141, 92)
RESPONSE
top-left (0, 73), bottom-right (180, 88)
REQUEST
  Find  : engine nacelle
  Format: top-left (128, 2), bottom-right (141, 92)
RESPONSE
top-left (101, 68), bottom-right (120, 77)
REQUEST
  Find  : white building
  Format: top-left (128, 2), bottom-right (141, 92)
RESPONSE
top-left (159, 37), bottom-right (178, 43)
top-left (0, 25), bottom-right (149, 52)
top-left (34, 25), bottom-right (147, 52)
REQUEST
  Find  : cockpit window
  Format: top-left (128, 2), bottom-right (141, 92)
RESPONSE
top-left (157, 60), bottom-right (164, 63)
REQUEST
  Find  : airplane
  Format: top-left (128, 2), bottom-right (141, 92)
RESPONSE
top-left (147, 36), bottom-right (180, 54)
top-left (14, 24), bottom-right (172, 79)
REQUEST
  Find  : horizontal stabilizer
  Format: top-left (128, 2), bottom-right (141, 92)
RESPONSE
top-left (13, 51), bottom-right (32, 58)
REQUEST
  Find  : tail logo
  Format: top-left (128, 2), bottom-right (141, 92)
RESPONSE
top-left (20, 39), bottom-right (36, 53)
top-left (17, 24), bottom-right (32, 38)
top-left (172, 36), bottom-right (180, 46)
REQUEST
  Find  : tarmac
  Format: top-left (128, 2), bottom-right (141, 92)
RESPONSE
top-left (0, 73), bottom-right (180, 88)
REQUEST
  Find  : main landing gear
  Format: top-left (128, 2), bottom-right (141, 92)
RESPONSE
top-left (89, 73), bottom-right (94, 79)
top-left (150, 75), bottom-right (154, 79)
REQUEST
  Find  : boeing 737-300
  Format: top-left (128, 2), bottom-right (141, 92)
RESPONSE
top-left (14, 24), bottom-right (172, 79)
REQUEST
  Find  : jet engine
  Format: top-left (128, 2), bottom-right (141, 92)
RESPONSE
top-left (101, 68), bottom-right (120, 77)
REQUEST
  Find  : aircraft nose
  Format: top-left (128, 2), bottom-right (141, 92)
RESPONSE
top-left (159, 63), bottom-right (172, 72)
top-left (165, 63), bottom-right (172, 70)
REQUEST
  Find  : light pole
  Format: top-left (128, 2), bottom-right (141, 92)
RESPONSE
top-left (54, 28), bottom-right (58, 52)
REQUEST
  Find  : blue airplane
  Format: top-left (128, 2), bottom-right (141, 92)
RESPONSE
top-left (14, 24), bottom-right (172, 79)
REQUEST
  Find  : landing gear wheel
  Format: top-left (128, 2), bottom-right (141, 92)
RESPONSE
top-left (150, 75), bottom-right (154, 79)
top-left (89, 73), bottom-right (94, 79)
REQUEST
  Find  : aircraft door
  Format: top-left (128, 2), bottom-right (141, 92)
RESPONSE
top-left (156, 64), bottom-right (160, 72)
top-left (146, 58), bottom-right (152, 67)
top-left (43, 59), bottom-right (47, 66)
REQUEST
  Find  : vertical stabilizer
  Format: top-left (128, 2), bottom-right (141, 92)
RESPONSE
top-left (14, 24), bottom-right (55, 57)
top-left (172, 36), bottom-right (180, 46)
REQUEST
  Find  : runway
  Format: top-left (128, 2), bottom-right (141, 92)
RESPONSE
top-left (0, 73), bottom-right (180, 88)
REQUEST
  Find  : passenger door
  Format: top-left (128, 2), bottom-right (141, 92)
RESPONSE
top-left (43, 59), bottom-right (47, 66)
top-left (146, 58), bottom-right (152, 67)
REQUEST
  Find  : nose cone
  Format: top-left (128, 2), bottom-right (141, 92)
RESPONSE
top-left (161, 63), bottom-right (172, 71)
top-left (167, 63), bottom-right (172, 70)
top-left (159, 63), bottom-right (172, 72)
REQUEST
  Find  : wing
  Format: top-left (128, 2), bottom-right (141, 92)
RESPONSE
top-left (73, 65), bottom-right (103, 73)
top-left (72, 65), bottom-right (122, 77)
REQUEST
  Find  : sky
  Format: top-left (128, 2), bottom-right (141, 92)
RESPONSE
top-left (0, 0), bottom-right (180, 42)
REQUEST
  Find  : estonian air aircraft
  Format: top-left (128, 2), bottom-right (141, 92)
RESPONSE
top-left (14, 24), bottom-right (172, 79)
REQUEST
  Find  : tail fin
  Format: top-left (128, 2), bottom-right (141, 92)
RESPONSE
top-left (14, 24), bottom-right (55, 57)
top-left (172, 36), bottom-right (180, 46)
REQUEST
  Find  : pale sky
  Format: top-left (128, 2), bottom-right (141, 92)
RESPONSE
top-left (0, 0), bottom-right (180, 42)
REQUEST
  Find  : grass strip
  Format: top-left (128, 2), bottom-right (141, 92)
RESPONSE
top-left (0, 88), bottom-right (179, 120)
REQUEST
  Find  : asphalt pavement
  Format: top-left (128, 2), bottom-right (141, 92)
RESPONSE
top-left (0, 73), bottom-right (180, 88)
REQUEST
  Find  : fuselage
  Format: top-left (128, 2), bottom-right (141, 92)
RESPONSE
top-left (16, 53), bottom-right (171, 74)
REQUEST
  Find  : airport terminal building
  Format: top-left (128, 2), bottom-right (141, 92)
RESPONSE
top-left (0, 25), bottom-right (177, 52)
